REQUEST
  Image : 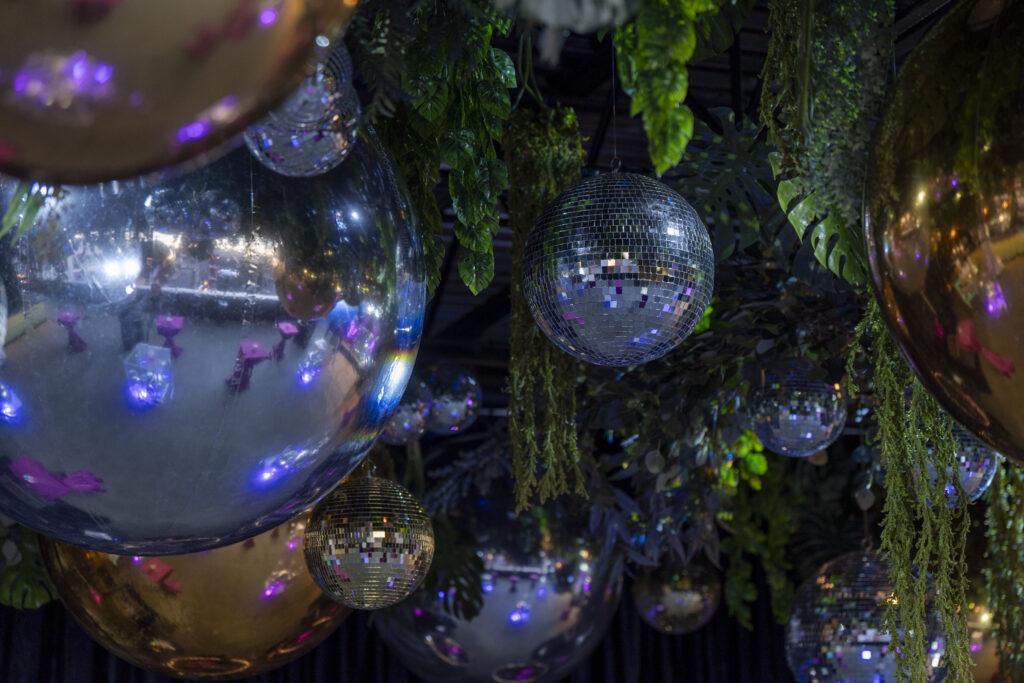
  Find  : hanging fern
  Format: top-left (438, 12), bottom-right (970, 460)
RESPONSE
top-left (985, 464), bottom-right (1024, 679)
top-left (505, 107), bottom-right (587, 511)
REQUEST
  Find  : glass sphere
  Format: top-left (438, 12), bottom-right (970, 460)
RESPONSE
top-left (747, 361), bottom-right (847, 458)
top-left (786, 550), bottom-right (946, 683)
top-left (632, 558), bottom-right (721, 635)
top-left (244, 42), bottom-right (360, 178)
top-left (0, 134), bottom-right (425, 554)
top-left (40, 508), bottom-right (350, 680)
top-left (0, 2), bottom-right (356, 183)
top-left (864, 0), bottom-right (1024, 462)
top-left (380, 377), bottom-right (433, 446)
top-left (424, 366), bottom-right (482, 435)
top-left (304, 476), bottom-right (434, 610)
top-left (523, 172), bottom-right (714, 367)
top-left (374, 493), bottom-right (623, 683)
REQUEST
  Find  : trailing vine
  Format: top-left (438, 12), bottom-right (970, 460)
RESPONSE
top-left (504, 107), bottom-right (587, 510)
top-left (985, 464), bottom-right (1024, 680)
top-left (847, 299), bottom-right (971, 683)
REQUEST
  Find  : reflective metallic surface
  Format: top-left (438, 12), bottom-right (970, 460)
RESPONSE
top-left (865, 0), bottom-right (1024, 462)
top-left (424, 366), bottom-right (481, 435)
top-left (0, 1), bottom-right (357, 183)
top-left (785, 550), bottom-right (946, 683)
top-left (748, 361), bottom-right (847, 458)
top-left (0, 135), bottom-right (425, 554)
top-left (523, 172), bottom-right (713, 367)
top-left (950, 424), bottom-right (1001, 503)
top-left (380, 377), bottom-right (432, 446)
top-left (304, 476), bottom-right (433, 610)
top-left (40, 509), bottom-right (350, 680)
top-left (244, 42), bottom-right (360, 178)
top-left (374, 496), bottom-right (623, 683)
top-left (631, 558), bottom-right (721, 635)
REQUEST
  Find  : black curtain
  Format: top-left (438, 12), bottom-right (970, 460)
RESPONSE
top-left (0, 572), bottom-right (795, 683)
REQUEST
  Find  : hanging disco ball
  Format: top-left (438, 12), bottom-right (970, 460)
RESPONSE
top-left (380, 377), bottom-right (433, 446)
top-left (0, 133), bottom-right (425, 555)
top-left (747, 361), bottom-right (847, 458)
top-left (523, 172), bottom-right (714, 367)
top-left (0, 2), bottom-right (357, 183)
top-left (424, 366), bottom-right (482, 435)
top-left (40, 508), bottom-right (350, 680)
top-left (244, 42), bottom-right (360, 178)
top-left (928, 423), bottom-right (1002, 504)
top-left (786, 550), bottom-right (946, 683)
top-left (864, 0), bottom-right (1024, 462)
top-left (374, 489), bottom-right (623, 683)
top-left (632, 557), bottom-right (721, 636)
top-left (304, 476), bottom-right (434, 610)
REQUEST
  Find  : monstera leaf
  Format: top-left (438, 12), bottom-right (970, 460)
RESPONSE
top-left (0, 526), bottom-right (56, 609)
top-left (770, 152), bottom-right (869, 286)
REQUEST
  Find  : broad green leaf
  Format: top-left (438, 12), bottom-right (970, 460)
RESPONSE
top-left (488, 47), bottom-right (516, 88)
top-left (458, 248), bottom-right (494, 294)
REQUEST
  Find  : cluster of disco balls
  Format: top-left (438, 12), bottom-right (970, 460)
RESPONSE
top-left (381, 366), bottom-right (483, 444)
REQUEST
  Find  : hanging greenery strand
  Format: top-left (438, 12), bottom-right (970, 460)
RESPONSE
top-left (847, 299), bottom-right (971, 682)
top-left (504, 107), bottom-right (587, 511)
top-left (985, 463), bottom-right (1024, 679)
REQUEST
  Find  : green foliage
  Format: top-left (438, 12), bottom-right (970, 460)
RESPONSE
top-left (504, 107), bottom-right (587, 511)
top-left (420, 514), bottom-right (486, 620)
top-left (715, 428), bottom-right (766, 493)
top-left (849, 299), bottom-right (971, 683)
top-left (615, 0), bottom-right (719, 175)
top-left (759, 0), bottom-right (893, 286)
top-left (1, 181), bottom-right (51, 243)
top-left (985, 464), bottom-right (1024, 680)
top-left (692, 0), bottom-right (757, 61)
top-left (0, 525), bottom-right (55, 609)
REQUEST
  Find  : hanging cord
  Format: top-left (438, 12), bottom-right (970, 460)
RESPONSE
top-left (610, 40), bottom-right (621, 171)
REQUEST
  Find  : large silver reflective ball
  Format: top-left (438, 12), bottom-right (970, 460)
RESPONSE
top-left (864, 0), bottom-right (1024, 461)
top-left (523, 172), bottom-right (713, 367)
top-left (632, 558), bottom-right (721, 635)
top-left (747, 361), bottom-right (847, 458)
top-left (0, 134), bottom-right (424, 554)
top-left (374, 496), bottom-right (623, 683)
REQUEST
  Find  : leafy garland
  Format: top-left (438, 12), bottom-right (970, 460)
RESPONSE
top-left (0, 521), bottom-right (55, 609)
top-left (847, 299), bottom-right (971, 682)
top-left (985, 464), bottom-right (1024, 679)
top-left (504, 107), bottom-right (587, 510)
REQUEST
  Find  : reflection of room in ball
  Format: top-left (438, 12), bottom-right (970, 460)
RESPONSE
top-left (632, 558), bottom-right (721, 635)
top-left (0, 133), bottom-right (425, 555)
top-left (424, 366), bottom-right (482, 435)
top-left (40, 509), bottom-right (349, 680)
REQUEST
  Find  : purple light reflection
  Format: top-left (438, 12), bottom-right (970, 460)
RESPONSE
top-left (258, 7), bottom-right (279, 25)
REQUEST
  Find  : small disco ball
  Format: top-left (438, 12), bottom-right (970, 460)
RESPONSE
top-left (424, 366), bottom-right (482, 435)
top-left (0, 133), bottom-right (425, 555)
top-left (0, 2), bottom-right (357, 183)
top-left (747, 361), bottom-right (847, 458)
top-left (374, 488), bottom-right (623, 683)
top-left (244, 42), bottom-right (360, 178)
top-left (304, 476), bottom-right (434, 610)
top-left (632, 558), bottom-right (721, 635)
top-left (786, 550), bottom-right (946, 683)
top-left (523, 172), bottom-right (713, 367)
top-left (380, 377), bottom-right (432, 446)
top-left (929, 423), bottom-right (1002, 504)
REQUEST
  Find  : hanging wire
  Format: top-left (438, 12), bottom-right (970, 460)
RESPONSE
top-left (610, 39), bottom-right (621, 171)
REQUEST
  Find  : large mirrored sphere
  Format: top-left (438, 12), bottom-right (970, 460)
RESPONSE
top-left (523, 172), bottom-right (713, 367)
top-left (0, 1), bottom-right (356, 183)
top-left (0, 134), bottom-right (425, 554)
top-left (864, 0), bottom-right (1024, 462)
top-left (424, 366), bottom-right (482, 435)
top-left (632, 558), bottom-right (721, 635)
top-left (786, 550), bottom-right (946, 683)
top-left (380, 377), bottom-right (432, 446)
top-left (40, 508), bottom-right (350, 680)
top-left (374, 495), bottom-right (623, 683)
top-left (747, 361), bottom-right (847, 458)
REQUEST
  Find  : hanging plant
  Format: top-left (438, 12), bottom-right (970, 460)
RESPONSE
top-left (847, 298), bottom-right (972, 682)
top-left (985, 463), bottom-right (1024, 679)
top-left (504, 107), bottom-right (587, 510)
top-left (0, 522), bottom-right (55, 609)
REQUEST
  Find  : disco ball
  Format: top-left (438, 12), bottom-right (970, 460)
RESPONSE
top-left (0, 133), bottom-right (425, 554)
top-left (374, 491), bottom-right (623, 683)
top-left (864, 0), bottom-right (1024, 462)
top-left (244, 42), bottom-right (360, 178)
top-left (786, 550), bottom-right (946, 683)
top-left (0, 2), bottom-right (357, 183)
top-left (931, 424), bottom-right (1002, 504)
top-left (424, 366), bottom-right (482, 435)
top-left (380, 377), bottom-right (432, 446)
top-left (747, 361), bottom-right (847, 458)
top-left (523, 172), bottom-right (714, 367)
top-left (631, 558), bottom-right (721, 635)
top-left (304, 476), bottom-right (434, 610)
top-left (40, 508), bottom-right (350, 680)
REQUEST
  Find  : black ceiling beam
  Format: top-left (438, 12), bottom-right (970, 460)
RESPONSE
top-left (587, 79), bottom-right (615, 166)
top-left (422, 242), bottom-right (458, 340)
top-left (729, 33), bottom-right (744, 127)
top-left (434, 283), bottom-right (512, 342)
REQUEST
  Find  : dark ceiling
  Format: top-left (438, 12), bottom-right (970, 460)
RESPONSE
top-left (415, 0), bottom-right (955, 415)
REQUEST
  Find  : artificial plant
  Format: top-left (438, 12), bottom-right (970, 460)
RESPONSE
top-left (986, 464), bottom-right (1024, 680)
top-left (504, 107), bottom-right (587, 511)
top-left (0, 521), bottom-right (55, 609)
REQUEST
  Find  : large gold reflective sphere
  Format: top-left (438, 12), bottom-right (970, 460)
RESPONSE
top-left (40, 509), bottom-right (350, 680)
top-left (0, 0), bottom-right (357, 183)
top-left (865, 0), bottom-right (1024, 461)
